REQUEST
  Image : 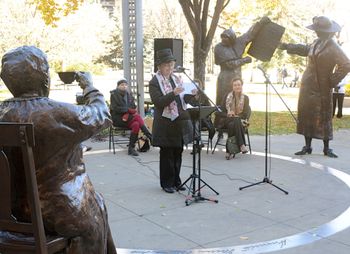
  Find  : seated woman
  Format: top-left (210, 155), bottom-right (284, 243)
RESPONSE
top-left (215, 77), bottom-right (250, 159)
top-left (110, 78), bottom-right (152, 156)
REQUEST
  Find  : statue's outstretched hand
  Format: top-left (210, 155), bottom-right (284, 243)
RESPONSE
top-left (76, 71), bottom-right (93, 90)
top-left (278, 42), bottom-right (288, 50)
top-left (243, 56), bottom-right (252, 64)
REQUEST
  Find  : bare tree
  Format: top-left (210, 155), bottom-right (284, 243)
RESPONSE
top-left (178, 0), bottom-right (230, 83)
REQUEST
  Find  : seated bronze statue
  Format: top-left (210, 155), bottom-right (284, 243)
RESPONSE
top-left (0, 46), bottom-right (117, 253)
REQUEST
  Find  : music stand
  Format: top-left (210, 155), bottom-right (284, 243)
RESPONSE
top-left (239, 67), bottom-right (289, 194)
top-left (178, 106), bottom-right (219, 206)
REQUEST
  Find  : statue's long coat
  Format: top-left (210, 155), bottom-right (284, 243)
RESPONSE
top-left (286, 38), bottom-right (350, 140)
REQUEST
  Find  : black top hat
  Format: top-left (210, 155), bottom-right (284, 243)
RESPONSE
top-left (155, 48), bottom-right (176, 66)
top-left (307, 16), bottom-right (341, 33)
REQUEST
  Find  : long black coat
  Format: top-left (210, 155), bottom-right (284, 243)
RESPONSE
top-left (110, 88), bottom-right (136, 127)
top-left (286, 38), bottom-right (350, 139)
top-left (149, 75), bottom-right (193, 148)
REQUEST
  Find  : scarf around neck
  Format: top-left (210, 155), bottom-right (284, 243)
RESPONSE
top-left (226, 92), bottom-right (244, 115)
top-left (155, 71), bottom-right (186, 121)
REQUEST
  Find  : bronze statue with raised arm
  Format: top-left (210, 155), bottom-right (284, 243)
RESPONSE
top-left (279, 16), bottom-right (350, 158)
top-left (0, 46), bottom-right (117, 253)
top-left (214, 16), bottom-right (271, 105)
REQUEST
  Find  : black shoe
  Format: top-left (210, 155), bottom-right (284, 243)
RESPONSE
top-left (324, 148), bottom-right (338, 158)
top-left (162, 187), bottom-right (175, 193)
top-left (295, 146), bottom-right (312, 155)
top-left (336, 114), bottom-right (343, 118)
top-left (176, 185), bottom-right (186, 191)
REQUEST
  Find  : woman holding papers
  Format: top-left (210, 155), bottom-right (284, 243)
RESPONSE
top-left (149, 48), bottom-right (197, 193)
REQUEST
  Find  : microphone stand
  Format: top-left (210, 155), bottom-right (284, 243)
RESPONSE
top-left (239, 66), bottom-right (289, 195)
top-left (176, 69), bottom-right (219, 206)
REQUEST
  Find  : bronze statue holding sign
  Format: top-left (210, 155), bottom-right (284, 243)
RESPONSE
top-left (280, 16), bottom-right (350, 158)
top-left (0, 46), bottom-right (117, 253)
top-left (214, 16), bottom-right (271, 105)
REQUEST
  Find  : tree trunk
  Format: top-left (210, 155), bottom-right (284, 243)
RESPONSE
top-left (193, 42), bottom-right (207, 87)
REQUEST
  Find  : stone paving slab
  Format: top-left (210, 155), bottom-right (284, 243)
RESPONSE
top-left (83, 129), bottom-right (350, 253)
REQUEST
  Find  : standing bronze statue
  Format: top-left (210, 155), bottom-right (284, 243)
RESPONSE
top-left (280, 16), bottom-right (350, 158)
top-left (0, 46), bottom-right (117, 253)
top-left (214, 16), bottom-right (271, 105)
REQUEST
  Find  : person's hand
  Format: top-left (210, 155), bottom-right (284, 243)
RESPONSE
top-left (278, 42), bottom-right (288, 50)
top-left (122, 113), bottom-right (129, 122)
top-left (76, 71), bottom-right (93, 90)
top-left (173, 86), bottom-right (184, 95)
top-left (128, 108), bottom-right (137, 114)
top-left (243, 56), bottom-right (252, 64)
top-left (260, 16), bottom-right (271, 25)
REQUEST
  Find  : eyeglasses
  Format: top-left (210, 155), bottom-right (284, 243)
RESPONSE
top-left (161, 62), bottom-right (175, 68)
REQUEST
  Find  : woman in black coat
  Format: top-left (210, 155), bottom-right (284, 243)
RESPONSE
top-left (149, 48), bottom-right (195, 194)
top-left (110, 79), bottom-right (152, 156)
top-left (215, 78), bottom-right (250, 160)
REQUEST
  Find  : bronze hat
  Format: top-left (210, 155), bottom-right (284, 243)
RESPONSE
top-left (307, 16), bottom-right (341, 33)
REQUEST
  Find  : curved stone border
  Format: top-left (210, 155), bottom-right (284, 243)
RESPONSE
top-left (104, 151), bottom-right (350, 254)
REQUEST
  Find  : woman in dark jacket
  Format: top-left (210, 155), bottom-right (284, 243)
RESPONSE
top-left (216, 78), bottom-right (250, 160)
top-left (110, 79), bottom-right (152, 156)
top-left (280, 16), bottom-right (350, 158)
top-left (149, 48), bottom-right (195, 193)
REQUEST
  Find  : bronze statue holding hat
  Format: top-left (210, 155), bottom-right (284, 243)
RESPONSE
top-left (0, 46), bottom-right (117, 253)
top-left (280, 16), bottom-right (350, 158)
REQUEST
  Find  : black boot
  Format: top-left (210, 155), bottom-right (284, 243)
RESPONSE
top-left (295, 146), bottom-right (312, 155)
top-left (128, 133), bottom-right (139, 156)
top-left (141, 125), bottom-right (152, 140)
top-left (323, 139), bottom-right (337, 158)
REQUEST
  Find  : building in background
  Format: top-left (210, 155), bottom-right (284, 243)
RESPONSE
top-left (100, 0), bottom-right (116, 16)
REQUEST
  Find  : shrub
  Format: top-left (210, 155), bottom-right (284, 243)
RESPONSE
top-left (345, 83), bottom-right (350, 97)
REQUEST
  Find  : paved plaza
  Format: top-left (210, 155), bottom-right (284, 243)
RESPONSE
top-left (84, 128), bottom-right (350, 254)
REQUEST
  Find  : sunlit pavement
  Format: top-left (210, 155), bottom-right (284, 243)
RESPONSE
top-left (83, 129), bottom-right (350, 254)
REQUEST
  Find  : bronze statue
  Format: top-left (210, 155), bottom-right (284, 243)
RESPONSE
top-left (280, 16), bottom-right (350, 158)
top-left (214, 16), bottom-right (271, 105)
top-left (0, 46), bottom-right (117, 253)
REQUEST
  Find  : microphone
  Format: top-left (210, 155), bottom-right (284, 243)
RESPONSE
top-left (175, 66), bottom-right (189, 72)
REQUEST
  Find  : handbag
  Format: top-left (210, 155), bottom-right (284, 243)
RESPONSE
top-left (138, 137), bottom-right (150, 152)
top-left (226, 136), bottom-right (240, 155)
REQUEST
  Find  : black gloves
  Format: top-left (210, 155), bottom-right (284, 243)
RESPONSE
top-left (260, 16), bottom-right (271, 25)
top-left (242, 56), bottom-right (252, 64)
top-left (278, 43), bottom-right (288, 50)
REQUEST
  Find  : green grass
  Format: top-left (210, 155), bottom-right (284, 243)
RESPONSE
top-left (249, 111), bottom-right (350, 135)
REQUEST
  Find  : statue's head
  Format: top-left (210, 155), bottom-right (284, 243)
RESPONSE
top-left (221, 27), bottom-right (236, 45)
top-left (307, 16), bottom-right (341, 40)
top-left (0, 46), bottom-right (50, 97)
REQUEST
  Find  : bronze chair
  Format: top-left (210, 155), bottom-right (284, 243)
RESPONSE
top-left (0, 122), bottom-right (69, 254)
